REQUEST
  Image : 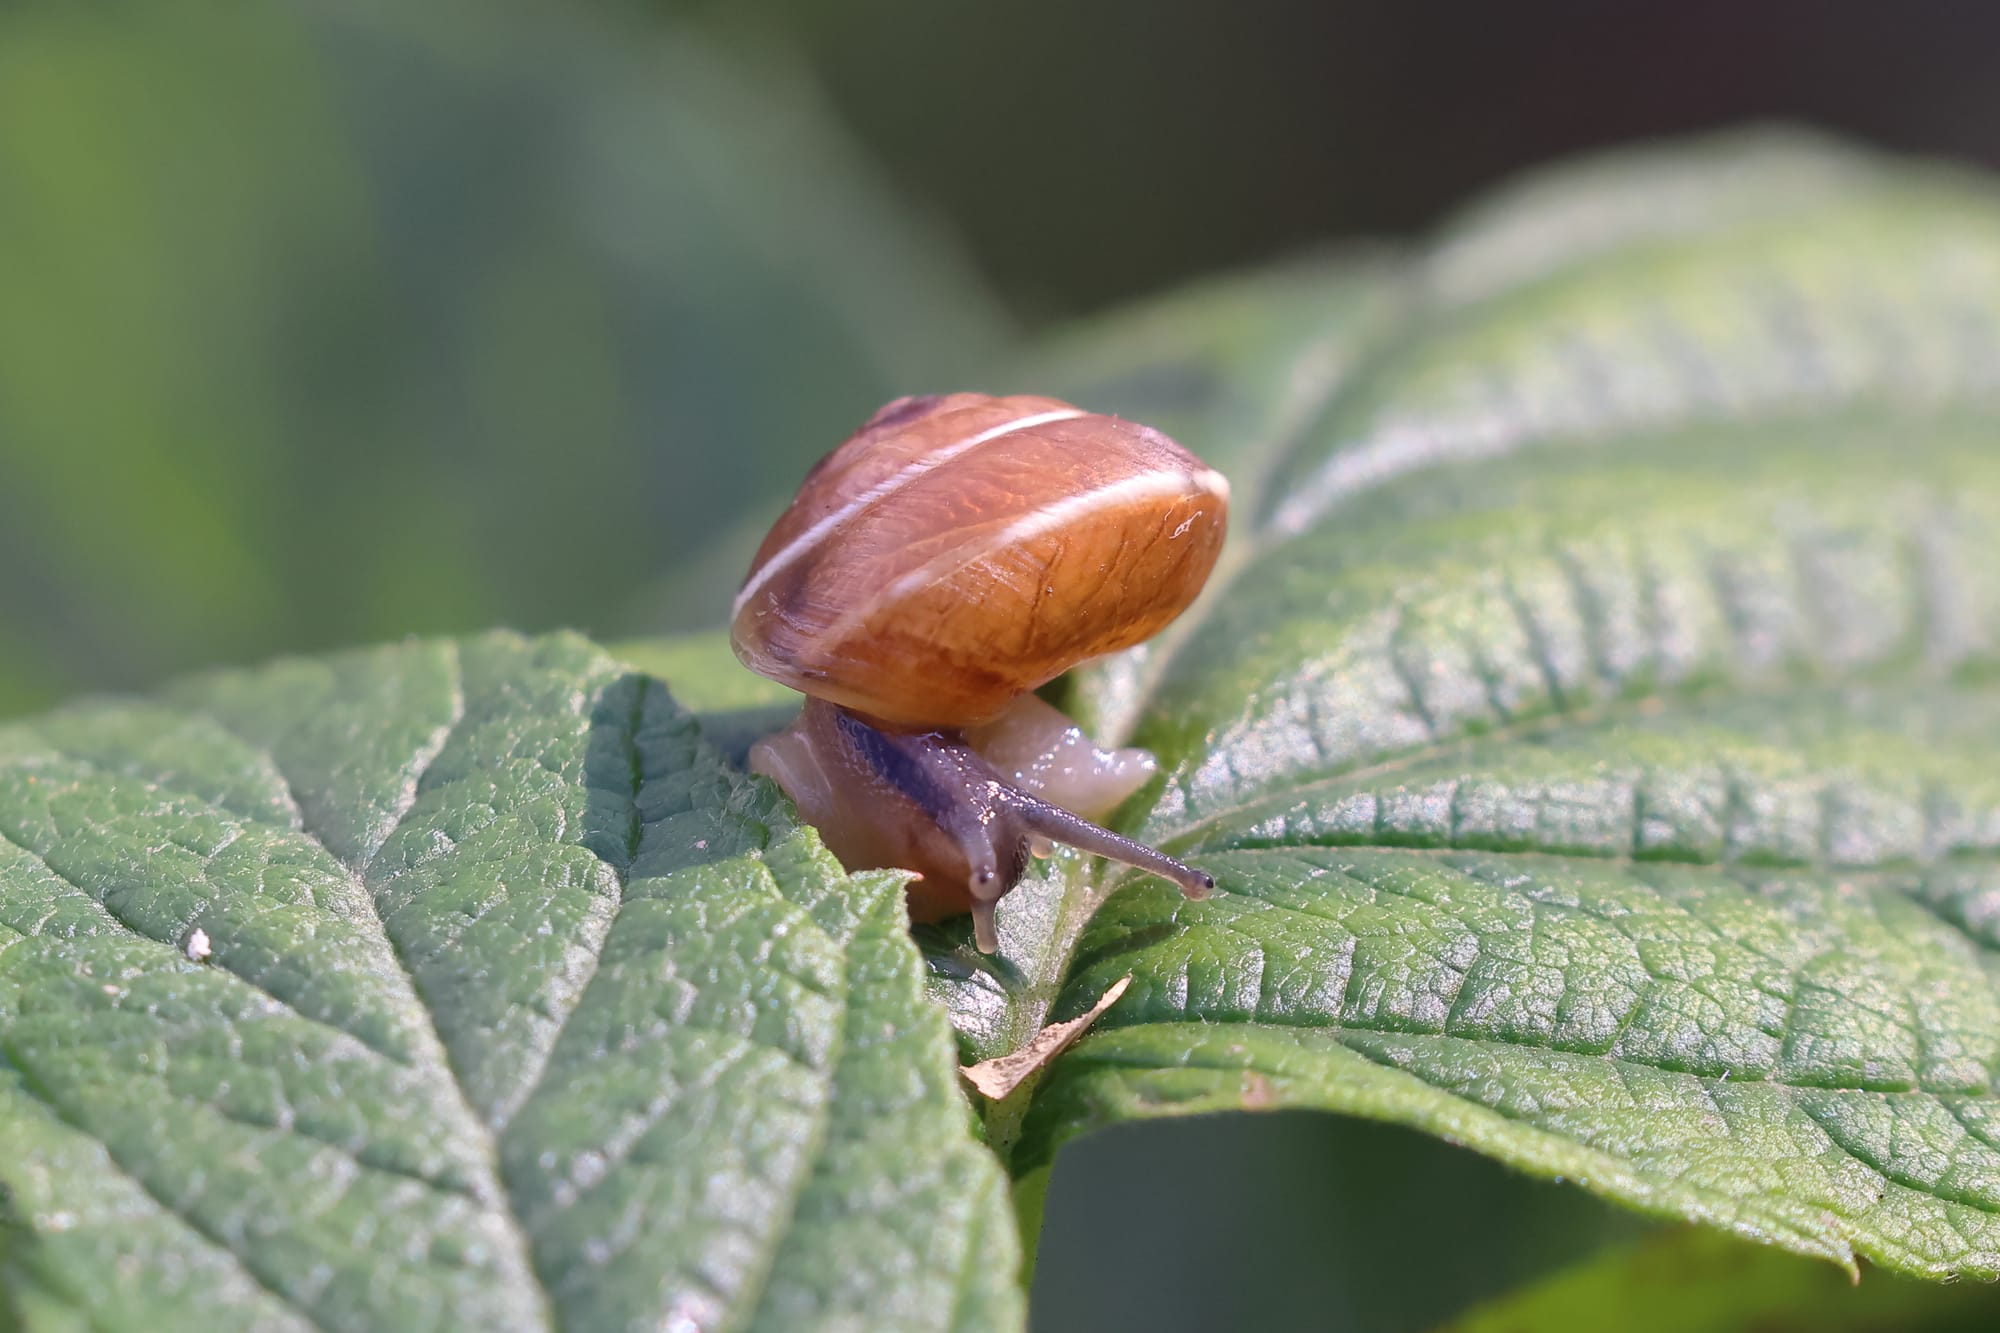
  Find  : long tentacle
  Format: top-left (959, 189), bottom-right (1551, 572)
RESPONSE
top-left (995, 783), bottom-right (1214, 899)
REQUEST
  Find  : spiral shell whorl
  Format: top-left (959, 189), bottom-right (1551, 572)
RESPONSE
top-left (731, 393), bottom-right (1229, 729)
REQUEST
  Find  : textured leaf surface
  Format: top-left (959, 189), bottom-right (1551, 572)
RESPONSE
top-left (11, 129), bottom-right (2000, 1329)
top-left (0, 631), bottom-right (1020, 1331)
top-left (921, 131), bottom-right (2000, 1283)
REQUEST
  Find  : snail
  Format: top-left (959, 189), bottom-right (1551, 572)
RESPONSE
top-left (730, 392), bottom-right (1228, 952)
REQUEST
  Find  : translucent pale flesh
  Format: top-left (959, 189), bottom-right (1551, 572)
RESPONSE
top-left (962, 694), bottom-right (1157, 821)
top-left (749, 697), bottom-right (1209, 949)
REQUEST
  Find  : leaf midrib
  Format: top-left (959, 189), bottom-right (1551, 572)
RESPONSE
top-left (493, 673), bottom-right (653, 1143)
top-left (1043, 273), bottom-right (1978, 1067)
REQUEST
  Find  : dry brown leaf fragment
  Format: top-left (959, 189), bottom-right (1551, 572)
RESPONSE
top-left (961, 974), bottom-right (1132, 1100)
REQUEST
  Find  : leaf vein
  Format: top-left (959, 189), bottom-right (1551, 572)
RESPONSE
top-left (189, 644), bottom-right (557, 1329)
top-left (0, 1041), bottom-right (327, 1332)
top-left (0, 821), bottom-right (414, 1069)
top-left (501, 675), bottom-right (652, 1134)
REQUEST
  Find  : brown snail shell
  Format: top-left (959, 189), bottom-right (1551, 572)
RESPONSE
top-left (730, 393), bottom-right (1229, 951)
top-left (731, 392), bottom-right (1230, 730)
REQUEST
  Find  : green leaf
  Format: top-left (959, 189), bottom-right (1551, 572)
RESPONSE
top-left (15, 128), bottom-right (2000, 1326)
top-left (1439, 1227), bottom-right (2000, 1333)
top-left (0, 631), bottom-right (1021, 1331)
top-left (925, 130), bottom-right (2000, 1285)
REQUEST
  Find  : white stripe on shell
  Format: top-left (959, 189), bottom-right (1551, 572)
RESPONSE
top-left (809, 464), bottom-right (1230, 656)
top-left (731, 407), bottom-right (1089, 620)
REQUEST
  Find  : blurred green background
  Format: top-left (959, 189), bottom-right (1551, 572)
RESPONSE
top-left (9, 0), bottom-right (1999, 722)
top-left (5, 2), bottom-right (1998, 1327)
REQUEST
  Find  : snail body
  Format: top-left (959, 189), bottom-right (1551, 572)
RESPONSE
top-left (730, 393), bottom-right (1228, 951)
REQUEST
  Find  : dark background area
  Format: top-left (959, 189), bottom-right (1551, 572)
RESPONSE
top-left (2, 3), bottom-right (1996, 1328)
top-left (778, 1), bottom-right (2000, 317)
